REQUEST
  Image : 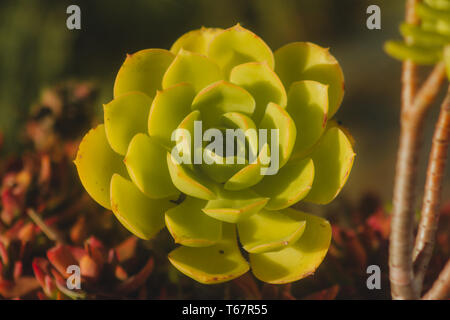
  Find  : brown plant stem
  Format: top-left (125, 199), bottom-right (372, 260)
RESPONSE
top-left (413, 87), bottom-right (450, 295)
top-left (422, 259), bottom-right (450, 300)
top-left (389, 5), bottom-right (447, 296)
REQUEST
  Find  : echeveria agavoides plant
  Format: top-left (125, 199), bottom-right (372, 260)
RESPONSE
top-left (74, 24), bottom-right (355, 284)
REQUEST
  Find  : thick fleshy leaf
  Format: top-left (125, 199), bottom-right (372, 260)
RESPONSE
top-left (202, 188), bottom-right (269, 223)
top-left (259, 102), bottom-right (297, 168)
top-left (230, 62), bottom-right (287, 123)
top-left (168, 224), bottom-right (249, 284)
top-left (287, 81), bottom-right (328, 159)
top-left (304, 126), bottom-right (355, 204)
top-left (253, 158), bottom-right (314, 210)
top-left (400, 23), bottom-right (450, 47)
top-left (221, 112), bottom-right (258, 157)
top-left (165, 197), bottom-right (222, 247)
top-left (104, 92), bottom-right (152, 155)
top-left (384, 41), bottom-right (442, 64)
top-left (191, 81), bottom-right (255, 127)
top-left (238, 209), bottom-right (306, 254)
top-left (114, 49), bottom-right (174, 98)
top-left (208, 24), bottom-right (275, 77)
top-left (274, 42), bottom-right (344, 117)
top-left (125, 133), bottom-right (178, 199)
top-left (110, 174), bottom-right (175, 240)
top-left (250, 209), bottom-right (331, 284)
top-left (74, 125), bottom-right (127, 209)
top-left (170, 27), bottom-right (224, 55)
top-left (148, 83), bottom-right (196, 149)
top-left (162, 49), bottom-right (222, 93)
top-left (166, 152), bottom-right (217, 200)
top-left (224, 143), bottom-right (270, 191)
top-left (201, 149), bottom-right (247, 183)
top-left (445, 45), bottom-right (450, 79)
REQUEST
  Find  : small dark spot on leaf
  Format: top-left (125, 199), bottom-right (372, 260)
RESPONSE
top-left (219, 250), bottom-right (224, 254)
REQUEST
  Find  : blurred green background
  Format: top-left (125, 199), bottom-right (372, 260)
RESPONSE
top-left (1, 0), bottom-right (448, 204)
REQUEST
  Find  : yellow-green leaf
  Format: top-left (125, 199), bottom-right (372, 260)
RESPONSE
top-left (74, 125), bottom-right (127, 209)
top-left (168, 224), bottom-right (249, 284)
top-left (165, 197), bottom-right (222, 247)
top-left (230, 62), bottom-right (287, 123)
top-left (110, 174), bottom-right (175, 240)
top-left (287, 81), bottom-right (329, 159)
top-left (162, 49), bottom-right (222, 93)
top-left (114, 49), bottom-right (174, 99)
top-left (250, 209), bottom-right (331, 284)
top-left (170, 27), bottom-right (224, 55)
top-left (148, 83), bottom-right (196, 149)
top-left (274, 42), bottom-right (344, 118)
top-left (125, 133), bottom-right (178, 199)
top-left (304, 126), bottom-right (355, 204)
top-left (253, 158), bottom-right (314, 210)
top-left (238, 209), bottom-right (306, 254)
top-left (104, 92), bottom-right (152, 155)
top-left (208, 24), bottom-right (274, 77)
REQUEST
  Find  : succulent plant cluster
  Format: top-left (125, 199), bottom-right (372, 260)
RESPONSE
top-left (385, 0), bottom-right (450, 77)
top-left (75, 25), bottom-right (355, 284)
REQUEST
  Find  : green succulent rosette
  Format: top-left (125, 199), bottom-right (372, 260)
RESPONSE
top-left (75, 25), bottom-right (355, 284)
top-left (385, 0), bottom-right (450, 78)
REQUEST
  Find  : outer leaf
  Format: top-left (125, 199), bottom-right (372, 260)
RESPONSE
top-left (287, 81), bottom-right (328, 159)
top-left (165, 197), bottom-right (222, 247)
top-left (384, 41), bottom-right (442, 64)
top-left (191, 80), bottom-right (255, 127)
top-left (208, 24), bottom-right (274, 77)
top-left (203, 188), bottom-right (269, 223)
top-left (125, 133), bottom-right (178, 199)
top-left (250, 209), bottom-right (331, 284)
top-left (304, 126), bottom-right (355, 204)
top-left (259, 102), bottom-right (297, 168)
top-left (104, 92), bottom-right (152, 155)
top-left (166, 152), bottom-right (217, 200)
top-left (170, 27), bottom-right (224, 55)
top-left (168, 224), bottom-right (249, 284)
top-left (110, 174), bottom-right (174, 240)
top-left (148, 83), bottom-right (196, 149)
top-left (162, 49), bottom-right (222, 93)
top-left (253, 158), bottom-right (314, 210)
top-left (111, 174), bottom-right (174, 240)
top-left (74, 125), bottom-right (127, 209)
top-left (274, 42), bottom-right (344, 117)
top-left (238, 209), bottom-right (306, 254)
top-left (230, 62), bottom-right (287, 123)
top-left (114, 49), bottom-right (174, 98)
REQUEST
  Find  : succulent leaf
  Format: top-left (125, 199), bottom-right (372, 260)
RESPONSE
top-left (148, 83), bottom-right (196, 149)
top-left (110, 174), bottom-right (175, 240)
top-left (304, 126), bottom-right (355, 204)
top-left (104, 92), bottom-right (152, 155)
top-left (208, 24), bottom-right (275, 77)
top-left (274, 42), bottom-right (344, 118)
top-left (170, 27), bottom-right (224, 56)
top-left (165, 197), bottom-right (222, 247)
top-left (250, 209), bottom-right (331, 284)
top-left (75, 124), bottom-right (128, 209)
top-left (238, 209), bottom-right (306, 254)
top-left (202, 188), bottom-right (269, 223)
top-left (125, 133), bottom-right (178, 199)
top-left (191, 80), bottom-right (255, 127)
top-left (114, 49), bottom-right (174, 99)
top-left (287, 81), bottom-right (329, 159)
top-left (168, 224), bottom-right (249, 284)
top-left (230, 62), bottom-right (287, 123)
top-left (253, 157), bottom-right (314, 210)
top-left (162, 50), bottom-right (222, 93)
